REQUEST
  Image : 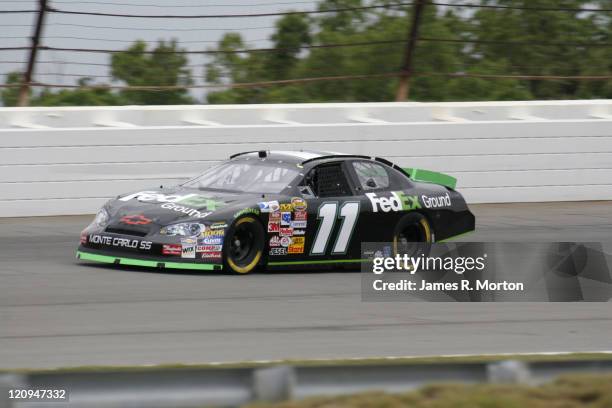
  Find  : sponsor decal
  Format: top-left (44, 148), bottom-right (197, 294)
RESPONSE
top-left (281, 212), bottom-right (292, 226)
top-left (269, 211), bottom-right (281, 221)
top-left (294, 210), bottom-right (307, 221)
top-left (196, 231), bottom-right (224, 247)
top-left (119, 191), bottom-right (223, 211)
top-left (234, 207), bottom-right (260, 218)
top-left (291, 197), bottom-right (307, 211)
top-left (421, 193), bottom-right (452, 208)
top-left (179, 196), bottom-right (223, 211)
top-left (269, 247), bottom-right (287, 256)
top-left (201, 251), bottom-right (222, 259)
top-left (120, 214), bottom-right (152, 225)
top-left (292, 229), bottom-right (306, 235)
top-left (258, 200), bottom-right (280, 213)
top-left (291, 236), bottom-right (305, 246)
top-left (181, 237), bottom-right (197, 259)
top-left (288, 244), bottom-right (304, 254)
top-left (280, 203), bottom-right (293, 212)
top-left (268, 221), bottom-right (280, 233)
top-left (287, 237), bottom-right (305, 253)
top-left (291, 220), bottom-right (307, 229)
top-left (279, 227), bottom-right (293, 237)
top-left (199, 236), bottom-right (223, 246)
top-left (203, 229), bottom-right (225, 238)
top-left (119, 191), bottom-right (188, 203)
top-left (89, 234), bottom-right (152, 251)
top-left (366, 191), bottom-right (421, 213)
top-left (269, 236), bottom-right (281, 247)
top-left (162, 244), bottom-right (182, 256)
top-left (280, 236), bottom-right (292, 247)
top-left (209, 222), bottom-right (228, 230)
top-left (161, 202), bottom-right (212, 219)
top-left (80, 231), bottom-right (88, 244)
top-left (197, 244), bottom-right (223, 252)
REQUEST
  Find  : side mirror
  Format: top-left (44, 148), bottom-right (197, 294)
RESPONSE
top-left (365, 178), bottom-right (377, 188)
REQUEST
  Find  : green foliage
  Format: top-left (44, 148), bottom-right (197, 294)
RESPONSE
top-left (34, 80), bottom-right (126, 107)
top-left (1, 72), bottom-right (23, 107)
top-left (269, 14), bottom-right (312, 79)
top-left (2, 0), bottom-right (610, 106)
top-left (244, 374), bottom-right (612, 408)
top-left (205, 0), bottom-right (612, 103)
top-left (111, 39), bottom-right (194, 105)
top-left (1, 41), bottom-right (195, 107)
top-left (465, 0), bottom-right (612, 100)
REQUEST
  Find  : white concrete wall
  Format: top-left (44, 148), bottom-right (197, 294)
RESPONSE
top-left (1, 101), bottom-right (611, 217)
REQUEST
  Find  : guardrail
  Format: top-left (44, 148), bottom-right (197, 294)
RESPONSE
top-left (1, 100), bottom-right (611, 217)
top-left (2, 358), bottom-right (612, 408)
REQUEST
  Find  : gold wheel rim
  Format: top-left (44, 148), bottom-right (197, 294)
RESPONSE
top-left (227, 217), bottom-right (262, 274)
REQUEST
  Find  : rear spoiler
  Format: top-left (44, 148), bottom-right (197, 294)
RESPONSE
top-left (402, 167), bottom-right (457, 190)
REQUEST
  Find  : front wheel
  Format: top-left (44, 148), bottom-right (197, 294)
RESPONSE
top-left (392, 213), bottom-right (433, 258)
top-left (224, 216), bottom-right (265, 274)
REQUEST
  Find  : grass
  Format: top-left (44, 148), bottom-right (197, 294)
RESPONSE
top-left (245, 374), bottom-right (612, 408)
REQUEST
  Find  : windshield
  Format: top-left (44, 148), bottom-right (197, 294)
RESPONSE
top-left (183, 161), bottom-right (300, 194)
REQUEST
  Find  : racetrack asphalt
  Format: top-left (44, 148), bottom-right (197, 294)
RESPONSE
top-left (1, 201), bottom-right (611, 369)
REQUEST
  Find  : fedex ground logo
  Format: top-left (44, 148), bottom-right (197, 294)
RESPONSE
top-left (119, 191), bottom-right (222, 210)
top-left (366, 191), bottom-right (421, 213)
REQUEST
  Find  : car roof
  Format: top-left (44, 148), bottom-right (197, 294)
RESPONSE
top-left (230, 150), bottom-right (370, 165)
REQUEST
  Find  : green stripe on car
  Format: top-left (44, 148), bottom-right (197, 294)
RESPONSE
top-left (76, 251), bottom-right (221, 271)
top-left (268, 259), bottom-right (367, 266)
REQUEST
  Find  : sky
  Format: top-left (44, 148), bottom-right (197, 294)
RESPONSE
top-left (0, 0), bottom-right (319, 100)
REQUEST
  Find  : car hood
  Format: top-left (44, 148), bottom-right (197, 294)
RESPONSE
top-left (105, 186), bottom-right (264, 226)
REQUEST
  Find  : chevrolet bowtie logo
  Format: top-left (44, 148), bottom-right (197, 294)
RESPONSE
top-left (120, 214), bottom-right (152, 225)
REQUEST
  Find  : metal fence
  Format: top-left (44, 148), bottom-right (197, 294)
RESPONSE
top-left (2, 358), bottom-right (612, 408)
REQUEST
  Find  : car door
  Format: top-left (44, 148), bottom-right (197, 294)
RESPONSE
top-left (297, 161), bottom-right (369, 261)
top-left (344, 159), bottom-right (412, 244)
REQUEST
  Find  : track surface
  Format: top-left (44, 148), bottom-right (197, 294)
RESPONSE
top-left (1, 202), bottom-right (611, 369)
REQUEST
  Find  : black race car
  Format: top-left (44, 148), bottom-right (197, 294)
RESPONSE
top-left (77, 151), bottom-right (475, 274)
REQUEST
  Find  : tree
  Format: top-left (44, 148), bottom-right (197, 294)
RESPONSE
top-left (1, 72), bottom-right (23, 107)
top-left (267, 14), bottom-right (312, 79)
top-left (317, 0), bottom-right (367, 34)
top-left (2, 39), bottom-right (196, 106)
top-left (34, 78), bottom-right (125, 106)
top-left (205, 2), bottom-right (465, 103)
top-left (204, 0), bottom-right (611, 103)
top-left (466, 0), bottom-right (612, 99)
top-left (111, 40), bottom-right (194, 105)
top-left (3, 0), bottom-right (610, 106)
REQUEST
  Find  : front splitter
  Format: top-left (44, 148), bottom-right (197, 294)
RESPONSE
top-left (76, 250), bottom-right (223, 271)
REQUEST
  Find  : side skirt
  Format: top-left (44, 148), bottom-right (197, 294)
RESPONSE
top-left (76, 250), bottom-right (223, 271)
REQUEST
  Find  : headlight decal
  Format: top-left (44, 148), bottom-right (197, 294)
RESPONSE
top-left (94, 207), bottom-right (110, 227)
top-left (159, 222), bottom-right (206, 237)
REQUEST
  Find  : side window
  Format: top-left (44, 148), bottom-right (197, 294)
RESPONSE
top-left (304, 163), bottom-right (352, 198)
top-left (352, 161), bottom-right (390, 190)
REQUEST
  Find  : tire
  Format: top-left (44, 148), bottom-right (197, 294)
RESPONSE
top-left (392, 212), bottom-right (433, 258)
top-left (224, 216), bottom-right (265, 274)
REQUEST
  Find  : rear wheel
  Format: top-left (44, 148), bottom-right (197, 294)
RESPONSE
top-left (393, 213), bottom-right (433, 258)
top-left (224, 216), bottom-right (265, 274)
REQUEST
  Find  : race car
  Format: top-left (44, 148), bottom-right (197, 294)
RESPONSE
top-left (77, 150), bottom-right (475, 274)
